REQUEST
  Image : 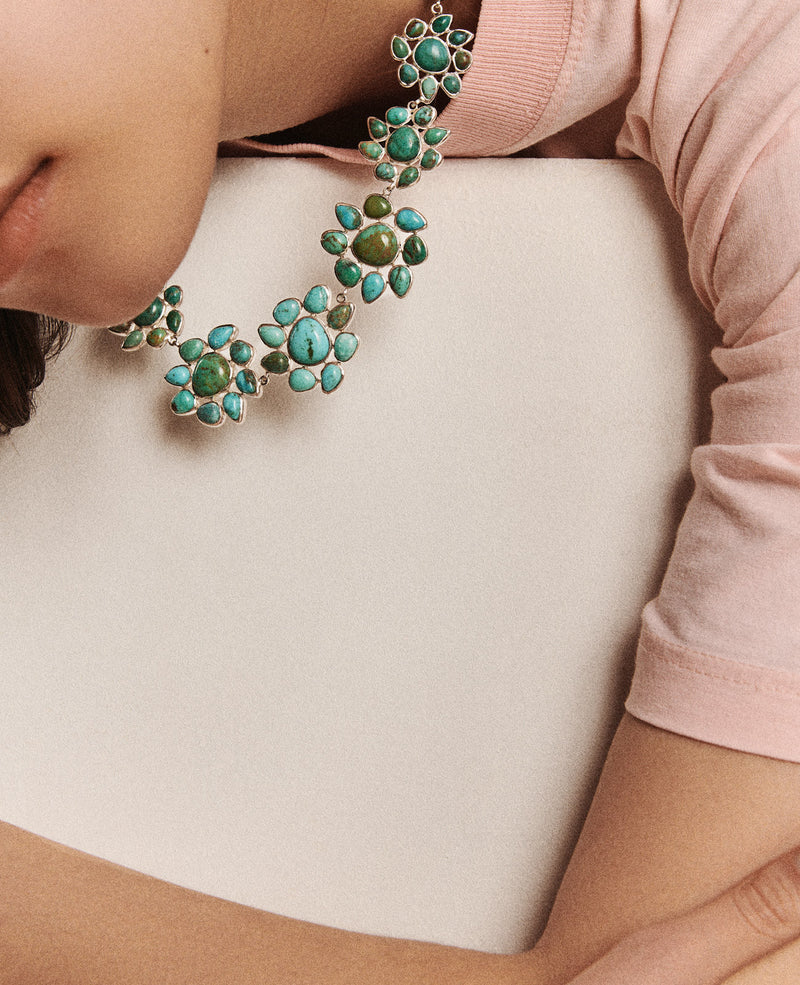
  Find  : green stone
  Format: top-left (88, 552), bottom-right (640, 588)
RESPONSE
top-left (398, 64), bottom-right (419, 86)
top-left (287, 317), bottom-right (331, 366)
top-left (375, 162), bottom-right (396, 182)
top-left (165, 365), bottom-right (191, 387)
top-left (334, 259), bottom-right (362, 288)
top-left (431, 13), bottom-right (453, 33)
top-left (163, 285), bottom-right (183, 307)
top-left (223, 392), bottom-right (243, 422)
top-left (392, 35), bottom-right (410, 59)
top-left (364, 194), bottom-right (392, 219)
top-left (122, 329), bottom-right (144, 350)
top-left (454, 49), bottom-right (472, 72)
top-left (352, 224), bottom-right (399, 267)
top-left (335, 204), bottom-right (363, 230)
top-left (398, 167), bottom-right (420, 187)
top-left (449, 29), bottom-right (472, 46)
top-left (403, 235), bottom-right (428, 266)
top-left (322, 230), bottom-right (348, 255)
top-left (171, 389), bottom-right (196, 415)
top-left (273, 299), bottom-right (301, 326)
top-left (334, 333), bottom-right (359, 361)
top-left (358, 141), bottom-right (383, 161)
top-left (192, 352), bottom-right (231, 397)
top-left (327, 303), bottom-right (354, 331)
top-left (147, 327), bottom-right (167, 347)
top-left (424, 127), bottom-right (449, 146)
top-left (133, 298), bottom-right (164, 327)
top-left (236, 369), bottom-right (259, 395)
top-left (421, 148), bottom-right (442, 170)
top-left (386, 106), bottom-right (410, 126)
top-left (197, 401), bottom-right (223, 426)
top-left (261, 351), bottom-right (289, 374)
top-left (396, 208), bottom-right (427, 232)
top-left (208, 324), bottom-right (235, 349)
top-left (420, 75), bottom-right (439, 100)
top-left (405, 18), bottom-right (426, 38)
top-left (229, 340), bottom-right (252, 365)
top-left (414, 106), bottom-right (436, 126)
top-left (289, 368), bottom-right (316, 392)
top-left (321, 364), bottom-right (343, 393)
top-left (389, 265), bottom-right (412, 298)
top-left (361, 272), bottom-right (386, 303)
top-left (414, 37), bottom-right (450, 73)
top-left (179, 338), bottom-right (205, 363)
top-left (368, 117), bottom-right (388, 140)
top-left (386, 126), bottom-right (421, 163)
top-left (166, 309), bottom-right (183, 334)
top-left (442, 73), bottom-right (461, 95)
top-left (304, 285), bottom-right (330, 314)
top-left (258, 324), bottom-right (285, 348)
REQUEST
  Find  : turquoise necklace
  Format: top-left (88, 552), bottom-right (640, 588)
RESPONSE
top-left (109, 3), bottom-right (474, 427)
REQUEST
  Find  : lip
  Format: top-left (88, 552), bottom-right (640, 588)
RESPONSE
top-left (0, 158), bottom-right (57, 288)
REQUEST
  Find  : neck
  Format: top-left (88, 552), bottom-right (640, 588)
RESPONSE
top-left (220, 0), bottom-right (481, 141)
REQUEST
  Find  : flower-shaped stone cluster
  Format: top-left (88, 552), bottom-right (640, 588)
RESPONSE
top-left (165, 324), bottom-right (262, 426)
top-left (109, 284), bottom-right (184, 351)
top-left (359, 104), bottom-right (448, 186)
top-left (257, 286), bottom-right (360, 394)
top-left (391, 12), bottom-right (473, 102)
top-left (321, 195), bottom-right (428, 302)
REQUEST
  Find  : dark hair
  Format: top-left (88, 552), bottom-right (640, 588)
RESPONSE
top-left (0, 308), bottom-right (72, 435)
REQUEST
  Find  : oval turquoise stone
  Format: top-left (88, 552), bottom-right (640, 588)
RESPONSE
top-left (358, 141), bottom-right (383, 161)
top-left (236, 369), bottom-right (259, 394)
top-left (421, 148), bottom-right (442, 170)
top-left (208, 324), bottom-right (235, 350)
top-left (133, 298), bottom-right (164, 327)
top-left (406, 18), bottom-right (426, 38)
top-left (289, 368), bottom-right (316, 392)
top-left (327, 303), bottom-right (354, 331)
top-left (335, 204), bottom-right (363, 230)
top-left (398, 64), bottom-right (419, 86)
top-left (287, 317), bottom-right (331, 366)
top-left (386, 126), bottom-right (420, 163)
top-left (368, 117), bottom-right (388, 140)
top-left (396, 208), bottom-right (427, 232)
top-left (414, 37), bottom-right (450, 73)
top-left (389, 265), bottom-right (412, 298)
top-left (179, 338), bottom-right (205, 363)
top-left (398, 167), bottom-right (420, 188)
top-left (197, 401), bottom-right (222, 426)
top-left (229, 340), bottom-right (252, 365)
top-left (403, 235), bottom-right (428, 266)
top-left (334, 333), bottom-right (359, 362)
top-left (222, 392), bottom-right (243, 422)
top-left (166, 309), bottom-right (183, 334)
top-left (375, 162), bottom-right (396, 181)
top-left (261, 350), bottom-right (289, 374)
top-left (304, 285), bottom-right (330, 314)
top-left (258, 324), bottom-right (285, 348)
top-left (386, 106), bottom-right (410, 126)
top-left (362, 272), bottom-right (386, 304)
top-left (164, 285), bottom-right (183, 306)
top-left (122, 329), bottom-right (144, 350)
top-left (352, 224), bottom-right (399, 267)
top-left (165, 365), bottom-right (191, 387)
top-left (414, 106), bottom-right (436, 126)
top-left (171, 389), bottom-right (196, 415)
top-left (392, 36), bottom-right (410, 59)
top-left (420, 76), bottom-right (439, 100)
top-left (322, 231), bottom-right (348, 255)
top-left (335, 259), bottom-right (362, 288)
top-left (442, 73), bottom-right (461, 95)
top-left (364, 194), bottom-right (392, 219)
top-left (192, 352), bottom-right (231, 396)
top-left (146, 328), bottom-right (165, 348)
top-left (455, 49), bottom-right (472, 72)
top-left (273, 298), bottom-right (301, 326)
top-left (321, 364), bottom-right (343, 393)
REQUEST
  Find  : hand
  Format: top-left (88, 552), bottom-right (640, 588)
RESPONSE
top-left (568, 846), bottom-right (800, 984)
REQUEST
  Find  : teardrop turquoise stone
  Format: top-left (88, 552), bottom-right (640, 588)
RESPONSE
top-left (334, 333), bottom-right (359, 362)
top-left (335, 204), bottom-right (363, 230)
top-left (229, 340), bottom-right (253, 365)
top-left (392, 36), bottom-right (410, 59)
top-left (421, 149), bottom-right (442, 170)
top-left (448, 29), bottom-right (472, 46)
top-left (454, 49), bottom-right (472, 72)
top-left (361, 272), bottom-right (386, 304)
top-left (147, 327), bottom-right (167, 348)
top-left (431, 13), bottom-right (453, 33)
top-left (122, 329), bottom-right (144, 350)
top-left (386, 106), bottom-right (410, 126)
top-left (133, 298), bottom-right (164, 327)
top-left (258, 324), bottom-right (285, 348)
top-left (414, 106), bottom-right (436, 126)
top-left (165, 365), bottom-right (191, 387)
top-left (364, 194), bottom-right (392, 219)
top-left (352, 224), bottom-right (399, 267)
top-left (403, 235), bottom-right (428, 266)
top-left (171, 389), bottom-right (196, 415)
top-left (304, 285), bottom-right (330, 314)
top-left (179, 338), bottom-right (205, 363)
top-left (424, 127), bottom-right (449, 146)
top-left (335, 259), bottom-right (362, 288)
top-left (375, 162), bottom-right (396, 181)
top-left (197, 401), bottom-right (222, 426)
top-left (368, 117), bottom-right (388, 140)
top-left (321, 364), bottom-right (343, 393)
top-left (322, 230), bottom-right (348, 255)
top-left (358, 141), bottom-right (383, 162)
top-left (442, 74), bottom-right (461, 95)
top-left (389, 266), bottom-right (412, 298)
top-left (192, 352), bottom-right (231, 396)
top-left (420, 76), bottom-right (439, 100)
top-left (261, 351), bottom-right (289, 374)
top-left (222, 392), bottom-right (243, 422)
top-left (398, 167), bottom-right (420, 187)
top-left (396, 208), bottom-right (427, 232)
top-left (398, 64), bottom-right (419, 86)
top-left (236, 369), bottom-right (259, 394)
top-left (386, 127), bottom-right (421, 163)
top-left (327, 303), bottom-right (354, 331)
top-left (414, 37), bottom-right (450, 73)
top-left (164, 285), bottom-right (183, 306)
top-left (273, 298), bottom-right (301, 326)
top-left (289, 368), bottom-right (316, 392)
top-left (287, 317), bottom-right (331, 366)
top-left (208, 324), bottom-right (235, 350)
top-left (166, 309), bottom-right (183, 334)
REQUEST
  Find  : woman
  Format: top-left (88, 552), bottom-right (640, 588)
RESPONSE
top-left (2, 0), bottom-right (800, 981)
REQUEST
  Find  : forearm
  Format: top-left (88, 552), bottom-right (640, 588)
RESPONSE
top-left (0, 820), bottom-right (533, 985)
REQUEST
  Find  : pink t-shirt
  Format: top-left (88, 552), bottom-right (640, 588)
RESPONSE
top-left (229, 0), bottom-right (800, 764)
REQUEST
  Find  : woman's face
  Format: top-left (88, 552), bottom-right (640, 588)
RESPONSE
top-left (0, 0), bottom-right (229, 326)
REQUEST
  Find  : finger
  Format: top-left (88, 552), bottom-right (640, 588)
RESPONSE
top-left (571, 847), bottom-right (800, 985)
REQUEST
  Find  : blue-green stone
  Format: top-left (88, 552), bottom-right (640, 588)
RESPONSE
top-left (424, 127), bottom-right (449, 146)
top-left (449, 29), bottom-right (472, 46)
top-left (352, 224), bottom-right (399, 267)
top-left (321, 364), bottom-right (343, 393)
top-left (454, 49), bottom-right (472, 72)
top-left (421, 148), bottom-right (442, 170)
top-left (358, 141), bottom-right (383, 161)
top-left (386, 106), bottom-right (410, 126)
top-left (386, 126), bottom-right (420, 163)
top-left (197, 401), bottom-right (222, 426)
top-left (236, 369), bottom-right (259, 394)
top-left (398, 64), bottom-right (419, 86)
top-left (165, 365), bottom-right (191, 387)
top-left (289, 368), bottom-right (316, 392)
top-left (420, 75), bottom-right (439, 100)
top-left (327, 303), bottom-right (354, 331)
top-left (171, 389), bottom-right (196, 415)
top-left (304, 285), bottom-right (330, 314)
top-left (396, 208), bottom-right (427, 232)
top-left (442, 73), bottom-right (461, 95)
top-left (362, 272), bottom-right (386, 304)
top-left (406, 18), bottom-right (426, 38)
top-left (147, 327), bottom-right (167, 347)
top-left (229, 340), bottom-right (252, 365)
top-left (364, 194), bottom-right (392, 219)
top-left (163, 285), bottom-right (183, 307)
top-left (375, 162), bottom-right (396, 181)
top-left (392, 36), bottom-right (410, 59)
top-left (321, 230), bottom-right (348, 255)
top-left (414, 106), bottom-right (436, 126)
top-left (287, 317), bottom-right (331, 366)
top-left (179, 338), bottom-right (205, 363)
top-left (122, 329), bottom-right (144, 350)
top-left (335, 204), bottom-right (363, 230)
top-left (368, 117), bottom-right (388, 140)
top-left (166, 309), bottom-right (183, 334)
top-left (414, 37), bottom-right (450, 73)
top-left (403, 235), bottom-right (428, 266)
top-left (431, 13), bottom-right (453, 33)
top-left (192, 352), bottom-right (231, 396)
top-left (222, 392), bottom-right (243, 422)
top-left (334, 333), bottom-right (359, 362)
top-left (208, 324), bottom-right (235, 350)
top-left (398, 167), bottom-right (420, 187)
top-left (273, 298), bottom-right (301, 326)
top-left (133, 298), bottom-right (164, 327)
top-left (389, 265), bottom-right (412, 298)
top-left (258, 324), bottom-right (285, 348)
top-left (335, 259), bottom-right (362, 288)
top-left (261, 350), bottom-right (289, 374)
